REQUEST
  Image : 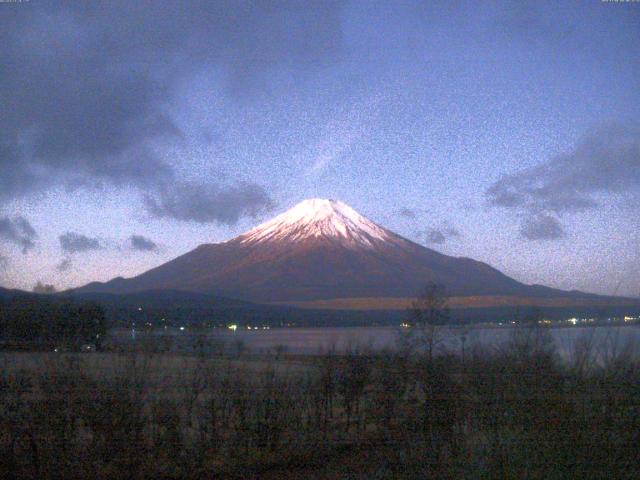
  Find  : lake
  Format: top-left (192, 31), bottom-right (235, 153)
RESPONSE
top-left (112, 324), bottom-right (640, 361)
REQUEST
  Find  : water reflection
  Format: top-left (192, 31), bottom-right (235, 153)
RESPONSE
top-left (112, 325), bottom-right (640, 361)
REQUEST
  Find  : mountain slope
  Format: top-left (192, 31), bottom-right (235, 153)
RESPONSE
top-left (0, 286), bottom-right (31, 299)
top-left (73, 199), bottom-right (627, 306)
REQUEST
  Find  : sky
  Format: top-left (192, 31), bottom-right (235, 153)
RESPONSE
top-left (0, 0), bottom-right (639, 297)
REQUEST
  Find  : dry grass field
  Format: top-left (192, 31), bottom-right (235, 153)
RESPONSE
top-left (271, 295), bottom-right (640, 310)
top-left (1, 324), bottom-right (639, 479)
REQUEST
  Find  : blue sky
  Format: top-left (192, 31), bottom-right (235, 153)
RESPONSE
top-left (1, 1), bottom-right (639, 296)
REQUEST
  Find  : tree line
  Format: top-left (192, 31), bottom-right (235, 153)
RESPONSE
top-left (0, 296), bottom-right (107, 351)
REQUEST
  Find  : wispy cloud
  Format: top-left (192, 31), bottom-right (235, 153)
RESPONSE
top-left (308, 123), bottom-right (358, 175)
top-left (398, 207), bottom-right (417, 220)
top-left (305, 95), bottom-right (382, 176)
top-left (57, 258), bottom-right (72, 272)
top-left (144, 181), bottom-right (273, 224)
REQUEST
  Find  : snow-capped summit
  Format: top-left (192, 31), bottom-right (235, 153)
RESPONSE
top-left (238, 198), bottom-right (394, 247)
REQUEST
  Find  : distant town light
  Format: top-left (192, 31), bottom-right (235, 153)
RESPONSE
top-left (179, 326), bottom-right (185, 331)
top-left (228, 324), bottom-right (238, 331)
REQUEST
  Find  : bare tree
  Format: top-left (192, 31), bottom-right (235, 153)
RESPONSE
top-left (457, 322), bottom-right (471, 365)
top-left (508, 307), bottom-right (554, 359)
top-left (406, 283), bottom-right (450, 361)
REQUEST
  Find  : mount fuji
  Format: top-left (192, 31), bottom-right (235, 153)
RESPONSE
top-left (73, 199), bottom-right (632, 309)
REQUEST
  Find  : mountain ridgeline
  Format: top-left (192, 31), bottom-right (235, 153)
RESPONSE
top-left (72, 199), bottom-right (634, 312)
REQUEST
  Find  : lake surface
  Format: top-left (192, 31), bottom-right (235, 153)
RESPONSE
top-left (112, 324), bottom-right (640, 361)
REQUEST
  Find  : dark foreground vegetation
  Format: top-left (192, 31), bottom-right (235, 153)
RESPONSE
top-left (1, 324), bottom-right (638, 480)
top-left (0, 296), bottom-right (107, 351)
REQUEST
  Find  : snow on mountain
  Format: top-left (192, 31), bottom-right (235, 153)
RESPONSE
top-left (237, 198), bottom-right (396, 248)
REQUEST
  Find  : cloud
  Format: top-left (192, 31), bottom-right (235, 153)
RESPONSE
top-left (144, 182), bottom-right (273, 224)
top-left (130, 235), bottom-right (158, 252)
top-left (0, 216), bottom-right (37, 253)
top-left (0, 1), bottom-right (344, 202)
top-left (0, 255), bottom-right (7, 270)
top-left (487, 122), bottom-right (640, 212)
top-left (398, 207), bottom-right (418, 220)
top-left (419, 225), bottom-right (460, 245)
top-left (425, 229), bottom-right (446, 245)
top-left (403, 209), bottom-right (461, 246)
top-left (57, 258), bottom-right (73, 272)
top-left (59, 232), bottom-right (102, 254)
top-left (519, 214), bottom-right (564, 241)
top-left (486, 122), bottom-right (640, 236)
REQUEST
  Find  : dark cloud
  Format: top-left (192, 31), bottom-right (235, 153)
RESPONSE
top-left (33, 281), bottom-right (56, 294)
top-left (59, 232), bottom-right (102, 254)
top-left (0, 216), bottom-right (37, 253)
top-left (0, 1), bottom-right (343, 202)
top-left (487, 122), bottom-right (640, 235)
top-left (426, 229), bottom-right (446, 245)
top-left (398, 207), bottom-right (418, 220)
top-left (130, 235), bottom-right (158, 252)
top-left (520, 214), bottom-right (564, 241)
top-left (57, 258), bottom-right (72, 272)
top-left (419, 225), bottom-right (460, 245)
top-left (488, 123), bottom-right (640, 213)
top-left (144, 182), bottom-right (274, 224)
